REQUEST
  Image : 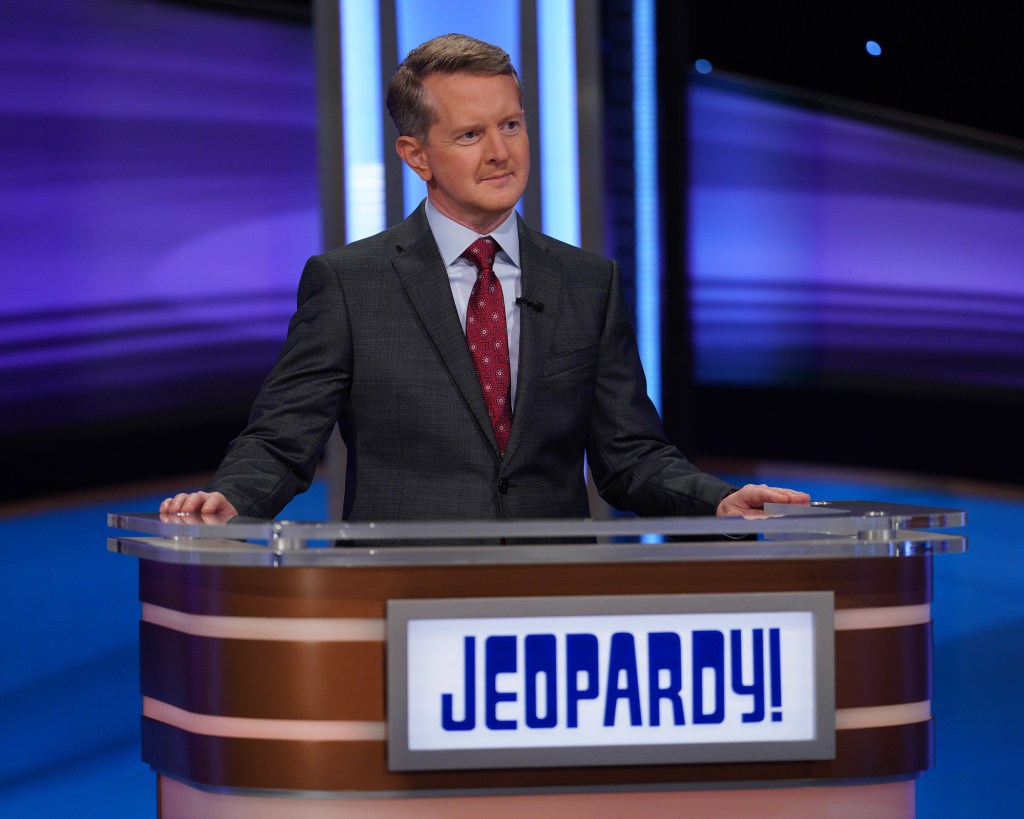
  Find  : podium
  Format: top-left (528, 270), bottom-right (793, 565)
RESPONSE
top-left (109, 502), bottom-right (965, 818)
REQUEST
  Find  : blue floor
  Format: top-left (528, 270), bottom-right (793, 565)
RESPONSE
top-left (1, 471), bottom-right (1020, 817)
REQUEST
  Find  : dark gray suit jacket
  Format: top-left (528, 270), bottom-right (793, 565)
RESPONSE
top-left (206, 205), bottom-right (735, 521)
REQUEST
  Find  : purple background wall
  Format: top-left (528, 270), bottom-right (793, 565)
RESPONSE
top-left (689, 80), bottom-right (1024, 393)
top-left (1, 0), bottom-right (319, 497)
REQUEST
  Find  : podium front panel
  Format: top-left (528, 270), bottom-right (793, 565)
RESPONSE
top-left (109, 504), bottom-right (961, 814)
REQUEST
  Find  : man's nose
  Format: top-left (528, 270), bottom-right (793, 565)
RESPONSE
top-left (482, 128), bottom-right (511, 161)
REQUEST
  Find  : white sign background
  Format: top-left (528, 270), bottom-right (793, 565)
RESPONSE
top-left (406, 610), bottom-right (817, 751)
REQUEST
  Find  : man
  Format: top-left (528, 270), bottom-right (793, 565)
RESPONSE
top-left (161, 34), bottom-right (807, 522)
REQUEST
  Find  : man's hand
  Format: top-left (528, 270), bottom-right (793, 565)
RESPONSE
top-left (717, 484), bottom-right (811, 519)
top-left (160, 491), bottom-right (239, 519)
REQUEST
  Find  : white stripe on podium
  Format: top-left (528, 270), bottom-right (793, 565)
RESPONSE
top-left (834, 604), bottom-right (931, 630)
top-left (142, 603), bottom-right (385, 641)
top-left (143, 697), bottom-right (387, 741)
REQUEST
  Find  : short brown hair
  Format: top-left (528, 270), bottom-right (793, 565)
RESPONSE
top-left (386, 33), bottom-right (522, 140)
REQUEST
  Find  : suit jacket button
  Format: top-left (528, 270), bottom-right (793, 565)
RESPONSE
top-left (497, 479), bottom-right (510, 495)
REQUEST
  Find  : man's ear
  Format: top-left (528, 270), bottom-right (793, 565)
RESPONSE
top-left (396, 136), bottom-right (432, 181)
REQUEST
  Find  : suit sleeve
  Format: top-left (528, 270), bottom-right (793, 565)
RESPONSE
top-left (584, 261), bottom-right (737, 516)
top-left (204, 255), bottom-right (351, 519)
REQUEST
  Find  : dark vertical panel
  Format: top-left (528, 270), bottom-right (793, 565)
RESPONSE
top-left (314, 0), bottom-right (344, 250)
top-left (598, 0), bottom-right (637, 307)
top-left (576, 1), bottom-right (606, 256)
top-left (518, 0), bottom-right (542, 228)
top-left (379, 0), bottom-right (405, 228)
top-left (314, 0), bottom-right (345, 517)
top-left (655, 0), bottom-right (695, 451)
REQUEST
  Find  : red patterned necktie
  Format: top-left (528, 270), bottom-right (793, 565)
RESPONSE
top-left (462, 236), bottom-right (512, 456)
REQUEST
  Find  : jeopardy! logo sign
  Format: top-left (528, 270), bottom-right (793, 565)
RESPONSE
top-left (387, 593), bottom-right (835, 771)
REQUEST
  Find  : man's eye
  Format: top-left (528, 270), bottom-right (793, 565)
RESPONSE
top-left (460, 131), bottom-right (479, 140)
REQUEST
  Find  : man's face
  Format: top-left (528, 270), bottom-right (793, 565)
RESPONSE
top-left (398, 72), bottom-right (530, 233)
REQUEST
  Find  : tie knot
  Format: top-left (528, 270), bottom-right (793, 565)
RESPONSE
top-left (462, 236), bottom-right (499, 274)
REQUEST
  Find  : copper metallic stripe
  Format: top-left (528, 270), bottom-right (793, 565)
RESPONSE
top-left (139, 558), bottom-right (931, 618)
top-left (140, 620), bottom-right (930, 719)
top-left (835, 622), bottom-right (931, 708)
top-left (140, 622), bottom-right (385, 721)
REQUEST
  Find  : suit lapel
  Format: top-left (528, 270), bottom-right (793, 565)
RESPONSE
top-left (504, 220), bottom-right (561, 463)
top-left (390, 207), bottom-right (499, 454)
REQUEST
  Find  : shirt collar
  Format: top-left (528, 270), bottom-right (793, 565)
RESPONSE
top-left (425, 198), bottom-right (521, 269)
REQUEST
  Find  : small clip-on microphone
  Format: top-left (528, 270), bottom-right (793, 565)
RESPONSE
top-left (515, 296), bottom-right (544, 312)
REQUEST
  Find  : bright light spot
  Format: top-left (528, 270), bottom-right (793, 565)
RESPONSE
top-left (695, 58), bottom-right (713, 74)
top-left (866, 40), bottom-right (882, 56)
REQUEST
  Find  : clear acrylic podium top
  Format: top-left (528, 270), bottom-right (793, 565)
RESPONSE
top-left (108, 501), bottom-right (966, 568)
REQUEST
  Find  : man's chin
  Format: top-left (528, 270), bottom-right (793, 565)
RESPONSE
top-left (480, 192), bottom-right (525, 218)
